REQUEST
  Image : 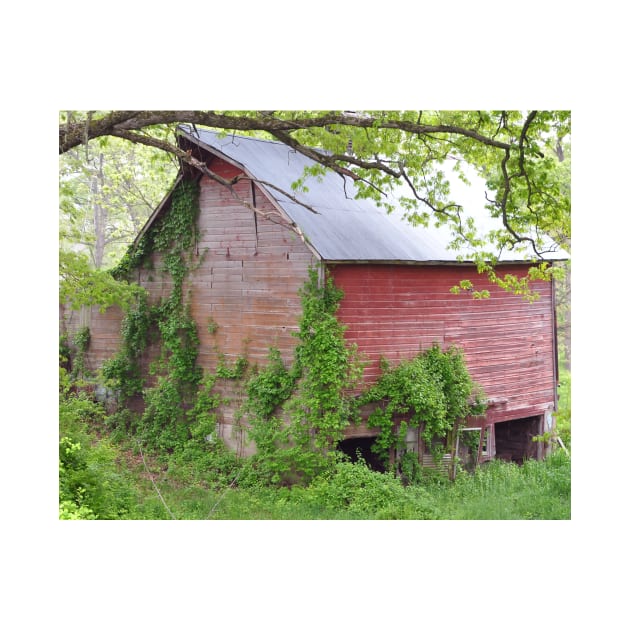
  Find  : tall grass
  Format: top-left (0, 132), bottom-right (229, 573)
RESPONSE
top-left (423, 450), bottom-right (570, 519)
top-left (556, 366), bottom-right (571, 449)
top-left (126, 451), bottom-right (570, 520)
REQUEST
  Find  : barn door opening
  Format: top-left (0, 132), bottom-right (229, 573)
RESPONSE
top-left (338, 437), bottom-right (385, 472)
top-left (494, 416), bottom-right (542, 463)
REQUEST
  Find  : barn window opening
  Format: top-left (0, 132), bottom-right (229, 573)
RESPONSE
top-left (338, 437), bottom-right (385, 472)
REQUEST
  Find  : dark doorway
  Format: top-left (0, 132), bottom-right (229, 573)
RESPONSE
top-left (338, 437), bottom-right (385, 472)
top-left (494, 416), bottom-right (541, 463)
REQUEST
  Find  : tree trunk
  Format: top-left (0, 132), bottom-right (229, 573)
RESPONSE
top-left (92, 153), bottom-right (106, 268)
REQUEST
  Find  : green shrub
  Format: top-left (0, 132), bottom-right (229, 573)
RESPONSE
top-left (305, 459), bottom-right (438, 519)
top-left (59, 392), bottom-right (138, 519)
top-left (167, 436), bottom-right (241, 488)
top-left (360, 344), bottom-right (485, 465)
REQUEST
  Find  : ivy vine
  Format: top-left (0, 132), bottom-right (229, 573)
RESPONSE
top-left (101, 294), bottom-right (151, 400)
top-left (242, 269), bottom-right (363, 484)
top-left (103, 179), bottom-right (206, 449)
top-left (290, 268), bottom-right (363, 451)
top-left (111, 179), bottom-right (199, 280)
top-left (359, 344), bottom-right (486, 464)
top-left (71, 326), bottom-right (91, 381)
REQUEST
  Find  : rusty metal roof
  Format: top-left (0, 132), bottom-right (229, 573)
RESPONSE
top-left (180, 127), bottom-right (566, 264)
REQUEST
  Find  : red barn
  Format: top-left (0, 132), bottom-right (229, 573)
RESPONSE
top-left (61, 127), bottom-right (565, 467)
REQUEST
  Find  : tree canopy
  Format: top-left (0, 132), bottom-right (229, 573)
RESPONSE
top-left (59, 110), bottom-right (570, 307)
top-left (60, 110), bottom-right (570, 254)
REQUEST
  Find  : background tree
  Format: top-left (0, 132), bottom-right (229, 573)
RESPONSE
top-left (60, 132), bottom-right (177, 269)
top-left (550, 138), bottom-right (571, 369)
top-left (59, 117), bottom-right (177, 309)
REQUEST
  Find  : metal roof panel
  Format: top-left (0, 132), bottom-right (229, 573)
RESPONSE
top-left (182, 127), bottom-right (566, 263)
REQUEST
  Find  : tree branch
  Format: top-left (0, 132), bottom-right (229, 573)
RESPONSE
top-left (110, 129), bottom-right (314, 242)
top-left (60, 110), bottom-right (514, 155)
top-left (59, 111), bottom-right (568, 260)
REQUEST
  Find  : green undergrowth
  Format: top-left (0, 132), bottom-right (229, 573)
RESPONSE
top-left (59, 372), bottom-right (139, 519)
top-left (426, 451), bottom-right (571, 519)
top-left (133, 449), bottom-right (571, 520)
top-left (59, 385), bottom-right (571, 519)
top-left (555, 365), bottom-right (571, 449)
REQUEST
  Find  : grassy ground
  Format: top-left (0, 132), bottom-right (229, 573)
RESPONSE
top-left (124, 449), bottom-right (570, 520)
top-left (61, 440), bottom-right (571, 520)
top-left (127, 379), bottom-right (572, 520)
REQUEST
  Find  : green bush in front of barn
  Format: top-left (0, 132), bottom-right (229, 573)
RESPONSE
top-left (301, 457), bottom-right (439, 519)
top-left (59, 368), bottom-right (139, 519)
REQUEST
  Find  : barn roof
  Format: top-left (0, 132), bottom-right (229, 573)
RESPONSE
top-left (178, 126), bottom-right (566, 264)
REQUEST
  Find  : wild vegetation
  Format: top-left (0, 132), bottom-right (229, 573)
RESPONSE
top-left (59, 373), bottom-right (571, 520)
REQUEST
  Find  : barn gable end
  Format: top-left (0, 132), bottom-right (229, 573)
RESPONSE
top-left (142, 158), bottom-right (317, 371)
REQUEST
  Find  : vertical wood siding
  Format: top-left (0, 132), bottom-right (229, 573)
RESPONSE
top-left (330, 264), bottom-right (557, 424)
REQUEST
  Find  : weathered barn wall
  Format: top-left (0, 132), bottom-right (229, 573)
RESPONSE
top-left (330, 264), bottom-right (557, 427)
top-left (185, 159), bottom-right (316, 369)
top-left (175, 160), bottom-right (317, 451)
top-left (60, 303), bottom-right (124, 374)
